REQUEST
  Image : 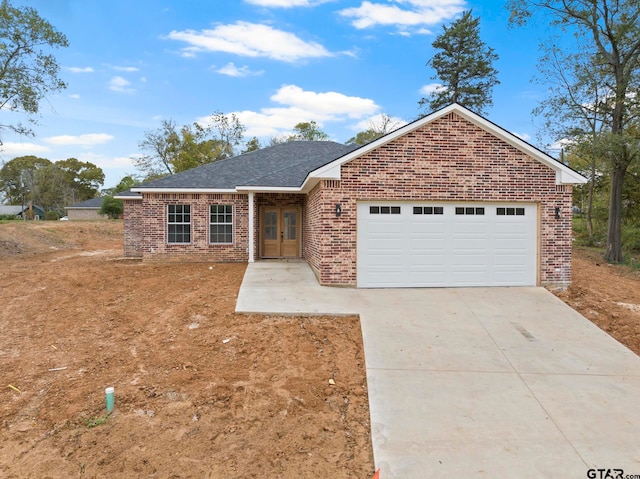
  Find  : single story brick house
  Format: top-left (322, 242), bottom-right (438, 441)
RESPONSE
top-left (65, 197), bottom-right (105, 220)
top-left (117, 103), bottom-right (586, 288)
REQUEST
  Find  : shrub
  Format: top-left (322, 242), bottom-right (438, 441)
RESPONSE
top-left (0, 214), bottom-right (19, 220)
top-left (44, 211), bottom-right (60, 221)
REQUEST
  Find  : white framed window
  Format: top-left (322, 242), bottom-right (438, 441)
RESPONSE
top-left (210, 204), bottom-right (233, 244)
top-left (167, 204), bottom-right (191, 244)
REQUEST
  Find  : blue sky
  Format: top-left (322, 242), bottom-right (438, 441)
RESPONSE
top-left (3, 0), bottom-right (558, 190)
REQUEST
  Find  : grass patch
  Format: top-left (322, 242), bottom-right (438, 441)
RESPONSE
top-left (84, 415), bottom-right (109, 428)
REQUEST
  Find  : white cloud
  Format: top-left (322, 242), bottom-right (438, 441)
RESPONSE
top-left (548, 137), bottom-right (573, 152)
top-left (244, 0), bottom-right (328, 6)
top-left (113, 66), bottom-right (140, 72)
top-left (70, 152), bottom-right (136, 172)
top-left (339, 0), bottom-right (465, 33)
top-left (69, 94), bottom-right (81, 99)
top-left (167, 21), bottom-right (332, 62)
top-left (44, 133), bottom-right (115, 146)
top-left (272, 85), bottom-right (379, 119)
top-left (199, 84), bottom-right (380, 138)
top-left (419, 83), bottom-right (446, 95)
top-left (0, 142), bottom-right (50, 155)
top-left (216, 62), bottom-right (264, 77)
top-left (67, 66), bottom-right (94, 73)
top-left (513, 131), bottom-right (531, 142)
top-left (109, 76), bottom-right (135, 93)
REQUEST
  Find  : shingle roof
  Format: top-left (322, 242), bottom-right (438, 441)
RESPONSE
top-left (0, 205), bottom-right (23, 215)
top-left (135, 141), bottom-right (357, 190)
top-left (67, 197), bottom-right (104, 209)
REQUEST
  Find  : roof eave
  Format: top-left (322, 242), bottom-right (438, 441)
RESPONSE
top-left (235, 186), bottom-right (302, 193)
top-left (130, 187), bottom-right (239, 194)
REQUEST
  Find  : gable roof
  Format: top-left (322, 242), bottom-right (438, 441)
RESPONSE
top-left (66, 197), bottom-right (104, 209)
top-left (305, 103), bottom-right (587, 189)
top-left (132, 104), bottom-right (586, 195)
top-left (0, 205), bottom-right (24, 215)
top-left (0, 205), bottom-right (45, 216)
top-left (132, 141), bottom-right (357, 193)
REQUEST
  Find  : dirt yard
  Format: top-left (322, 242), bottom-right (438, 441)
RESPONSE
top-left (0, 221), bottom-right (373, 478)
top-left (1, 222), bottom-right (639, 479)
top-left (554, 247), bottom-right (640, 356)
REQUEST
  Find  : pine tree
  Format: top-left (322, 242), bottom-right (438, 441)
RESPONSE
top-left (420, 10), bottom-right (499, 115)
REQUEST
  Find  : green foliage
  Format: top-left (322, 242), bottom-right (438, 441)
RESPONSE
top-left (0, 214), bottom-right (19, 220)
top-left (0, 155), bottom-right (51, 203)
top-left (56, 158), bottom-right (105, 201)
top-left (108, 175), bottom-right (141, 195)
top-left (0, 0), bottom-right (68, 140)
top-left (134, 113), bottom-right (246, 176)
top-left (347, 129), bottom-right (381, 145)
top-left (84, 415), bottom-right (109, 428)
top-left (507, 0), bottom-right (640, 263)
top-left (622, 225), bottom-right (640, 254)
top-left (0, 156), bottom-right (105, 213)
top-left (99, 196), bottom-right (123, 219)
top-left (242, 137), bottom-right (261, 153)
top-left (44, 211), bottom-right (59, 221)
top-left (420, 10), bottom-right (499, 115)
top-left (347, 114), bottom-right (403, 145)
top-left (288, 121), bottom-right (329, 141)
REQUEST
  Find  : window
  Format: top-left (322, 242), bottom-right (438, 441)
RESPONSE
top-left (370, 205), bottom-right (401, 215)
top-left (413, 206), bottom-right (444, 215)
top-left (210, 204), bottom-right (233, 244)
top-left (497, 207), bottom-right (525, 216)
top-left (455, 207), bottom-right (485, 215)
top-left (167, 205), bottom-right (191, 244)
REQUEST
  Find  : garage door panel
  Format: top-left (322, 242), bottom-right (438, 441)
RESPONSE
top-left (357, 202), bottom-right (537, 288)
top-left (410, 254), bottom-right (447, 266)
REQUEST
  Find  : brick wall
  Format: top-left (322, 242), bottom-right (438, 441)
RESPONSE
top-left (123, 200), bottom-right (143, 257)
top-left (67, 209), bottom-right (105, 220)
top-left (140, 193), bottom-right (249, 262)
top-left (306, 112), bottom-right (573, 288)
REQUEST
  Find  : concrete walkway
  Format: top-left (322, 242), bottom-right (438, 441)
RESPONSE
top-left (236, 262), bottom-right (640, 478)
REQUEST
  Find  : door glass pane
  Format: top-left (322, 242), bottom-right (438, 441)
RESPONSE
top-left (284, 211), bottom-right (296, 240)
top-left (265, 212), bottom-right (277, 240)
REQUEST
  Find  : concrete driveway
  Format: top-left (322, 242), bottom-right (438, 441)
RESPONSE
top-left (236, 262), bottom-right (640, 478)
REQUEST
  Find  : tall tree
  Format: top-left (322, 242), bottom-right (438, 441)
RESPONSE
top-left (134, 119), bottom-right (180, 177)
top-left (288, 121), bottom-right (329, 141)
top-left (242, 137), bottom-right (261, 153)
top-left (508, 0), bottom-right (640, 262)
top-left (56, 158), bottom-right (104, 203)
top-left (419, 10), bottom-right (499, 115)
top-left (134, 113), bottom-right (245, 176)
top-left (0, 155), bottom-right (50, 203)
top-left (347, 113), bottom-right (403, 145)
top-left (0, 0), bottom-right (68, 141)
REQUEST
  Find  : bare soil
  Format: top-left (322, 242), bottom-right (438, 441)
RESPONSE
top-left (0, 221), bottom-right (373, 479)
top-left (554, 247), bottom-right (640, 356)
top-left (1, 223), bottom-right (639, 479)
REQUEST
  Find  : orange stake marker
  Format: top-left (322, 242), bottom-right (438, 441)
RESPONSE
top-left (371, 468), bottom-right (380, 479)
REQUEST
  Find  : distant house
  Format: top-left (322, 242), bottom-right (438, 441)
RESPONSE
top-left (0, 204), bottom-right (46, 219)
top-left (65, 197), bottom-right (105, 220)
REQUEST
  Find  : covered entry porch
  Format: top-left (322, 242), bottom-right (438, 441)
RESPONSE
top-left (248, 192), bottom-right (306, 261)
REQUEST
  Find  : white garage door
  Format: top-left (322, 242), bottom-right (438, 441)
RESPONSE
top-left (357, 202), bottom-right (537, 288)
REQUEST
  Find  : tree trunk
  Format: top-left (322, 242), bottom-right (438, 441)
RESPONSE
top-left (605, 166), bottom-right (626, 262)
